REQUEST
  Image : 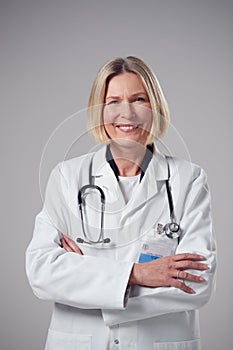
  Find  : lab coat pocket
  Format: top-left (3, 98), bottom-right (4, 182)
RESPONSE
top-left (153, 339), bottom-right (201, 350)
top-left (138, 232), bottom-right (178, 263)
top-left (45, 329), bottom-right (92, 350)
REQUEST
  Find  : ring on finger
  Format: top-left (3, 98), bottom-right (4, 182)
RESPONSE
top-left (177, 270), bottom-right (181, 279)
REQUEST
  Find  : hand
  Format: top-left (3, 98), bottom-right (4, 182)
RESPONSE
top-left (129, 253), bottom-right (208, 294)
top-left (60, 233), bottom-right (83, 255)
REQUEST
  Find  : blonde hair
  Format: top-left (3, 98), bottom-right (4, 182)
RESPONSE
top-left (87, 56), bottom-right (170, 144)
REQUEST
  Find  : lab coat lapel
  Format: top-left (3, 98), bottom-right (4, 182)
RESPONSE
top-left (120, 150), bottom-right (169, 221)
top-left (91, 146), bottom-right (126, 211)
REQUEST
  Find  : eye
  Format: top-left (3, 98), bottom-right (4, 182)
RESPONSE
top-left (106, 100), bottom-right (119, 106)
top-left (134, 97), bottom-right (146, 102)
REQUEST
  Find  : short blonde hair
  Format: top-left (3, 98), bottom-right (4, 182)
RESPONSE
top-left (87, 56), bottom-right (170, 144)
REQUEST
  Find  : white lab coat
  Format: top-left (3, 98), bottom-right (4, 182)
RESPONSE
top-left (25, 145), bottom-right (216, 350)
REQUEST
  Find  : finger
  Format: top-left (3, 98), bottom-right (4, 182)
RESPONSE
top-left (62, 234), bottom-right (83, 254)
top-left (176, 270), bottom-right (206, 283)
top-left (61, 236), bottom-right (73, 251)
top-left (172, 279), bottom-right (196, 294)
top-left (61, 238), bottom-right (73, 252)
top-left (173, 253), bottom-right (206, 262)
top-left (176, 260), bottom-right (208, 271)
top-left (62, 233), bottom-right (78, 249)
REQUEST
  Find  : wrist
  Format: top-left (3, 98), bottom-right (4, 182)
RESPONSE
top-left (129, 263), bottom-right (142, 285)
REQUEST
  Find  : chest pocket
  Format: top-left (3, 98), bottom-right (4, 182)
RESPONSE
top-left (138, 230), bottom-right (178, 263)
top-left (45, 329), bottom-right (92, 350)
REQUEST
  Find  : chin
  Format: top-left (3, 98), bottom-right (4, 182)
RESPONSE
top-left (111, 137), bottom-right (147, 149)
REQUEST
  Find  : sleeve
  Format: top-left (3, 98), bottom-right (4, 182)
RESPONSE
top-left (25, 164), bottom-right (133, 310)
top-left (102, 166), bottom-right (217, 326)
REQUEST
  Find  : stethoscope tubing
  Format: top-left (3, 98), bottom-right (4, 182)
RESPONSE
top-left (77, 185), bottom-right (108, 244)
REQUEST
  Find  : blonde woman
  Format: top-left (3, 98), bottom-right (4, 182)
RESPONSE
top-left (26, 56), bottom-right (216, 350)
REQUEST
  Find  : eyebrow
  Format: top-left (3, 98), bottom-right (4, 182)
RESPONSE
top-left (105, 92), bottom-right (147, 100)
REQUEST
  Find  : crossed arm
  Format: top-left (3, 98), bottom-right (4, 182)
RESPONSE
top-left (61, 233), bottom-right (208, 295)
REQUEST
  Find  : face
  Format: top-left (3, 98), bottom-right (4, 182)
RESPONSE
top-left (103, 72), bottom-right (152, 147)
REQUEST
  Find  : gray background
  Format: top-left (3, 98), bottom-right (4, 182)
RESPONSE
top-left (1, 0), bottom-right (232, 349)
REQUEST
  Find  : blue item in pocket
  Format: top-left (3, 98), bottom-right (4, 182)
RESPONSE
top-left (139, 253), bottom-right (161, 263)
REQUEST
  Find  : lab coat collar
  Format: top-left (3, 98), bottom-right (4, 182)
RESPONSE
top-left (105, 144), bottom-right (154, 182)
top-left (91, 144), bottom-right (168, 181)
top-left (123, 145), bottom-right (169, 219)
top-left (91, 146), bottom-right (124, 207)
top-left (91, 145), bottom-right (115, 179)
top-left (90, 144), bottom-right (169, 226)
top-left (147, 145), bottom-right (169, 181)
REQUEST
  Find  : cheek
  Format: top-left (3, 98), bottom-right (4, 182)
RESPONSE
top-left (140, 110), bottom-right (153, 130)
top-left (103, 110), bottom-right (115, 127)
top-left (103, 112), bottom-right (113, 136)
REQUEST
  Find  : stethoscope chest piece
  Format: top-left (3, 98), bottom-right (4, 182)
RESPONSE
top-left (157, 222), bottom-right (181, 239)
top-left (163, 222), bottom-right (180, 239)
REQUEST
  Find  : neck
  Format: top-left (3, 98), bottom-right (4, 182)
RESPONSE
top-left (109, 142), bottom-right (147, 177)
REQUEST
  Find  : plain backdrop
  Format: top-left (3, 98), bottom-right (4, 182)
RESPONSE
top-left (1, 0), bottom-right (232, 349)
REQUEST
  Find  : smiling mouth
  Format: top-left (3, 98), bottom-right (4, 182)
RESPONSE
top-left (114, 124), bottom-right (140, 131)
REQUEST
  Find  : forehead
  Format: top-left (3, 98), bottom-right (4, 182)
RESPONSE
top-left (106, 72), bottom-right (146, 95)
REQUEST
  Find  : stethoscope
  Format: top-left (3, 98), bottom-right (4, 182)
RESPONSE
top-left (76, 156), bottom-right (181, 245)
top-left (77, 184), bottom-right (111, 244)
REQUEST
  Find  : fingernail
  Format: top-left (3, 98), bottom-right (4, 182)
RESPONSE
top-left (199, 277), bottom-right (206, 282)
top-left (190, 289), bottom-right (196, 294)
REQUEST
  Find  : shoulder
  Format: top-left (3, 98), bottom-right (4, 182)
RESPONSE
top-left (165, 155), bottom-right (208, 191)
top-left (52, 152), bottom-right (95, 180)
top-left (47, 146), bottom-right (107, 185)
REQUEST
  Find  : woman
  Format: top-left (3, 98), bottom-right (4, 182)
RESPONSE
top-left (26, 56), bottom-right (216, 350)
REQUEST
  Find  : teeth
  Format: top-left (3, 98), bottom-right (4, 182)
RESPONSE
top-left (117, 125), bottom-right (138, 131)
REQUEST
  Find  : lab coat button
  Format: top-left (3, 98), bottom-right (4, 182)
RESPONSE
top-left (114, 339), bottom-right (119, 344)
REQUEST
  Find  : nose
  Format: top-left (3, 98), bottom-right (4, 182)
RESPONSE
top-left (120, 102), bottom-right (135, 118)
